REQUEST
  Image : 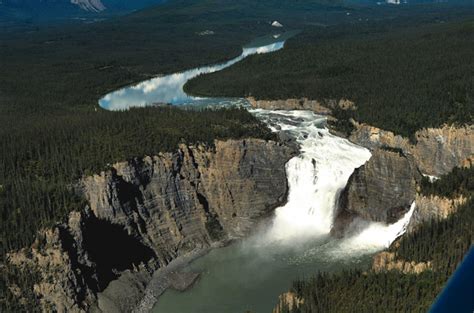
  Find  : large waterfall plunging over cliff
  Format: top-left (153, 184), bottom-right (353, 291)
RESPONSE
top-left (154, 109), bottom-right (416, 313)
top-left (251, 109), bottom-right (415, 252)
top-left (98, 33), bottom-right (416, 313)
top-left (98, 32), bottom-right (415, 249)
top-left (252, 110), bottom-right (371, 239)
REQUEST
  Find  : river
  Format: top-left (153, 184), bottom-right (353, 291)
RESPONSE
top-left (99, 32), bottom-right (415, 313)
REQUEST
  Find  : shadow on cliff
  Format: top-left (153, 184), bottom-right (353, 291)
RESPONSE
top-left (81, 216), bottom-right (156, 290)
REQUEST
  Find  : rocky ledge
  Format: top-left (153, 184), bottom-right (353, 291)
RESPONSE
top-left (332, 148), bottom-right (420, 236)
top-left (333, 119), bottom-right (473, 235)
top-left (350, 123), bottom-right (474, 177)
top-left (372, 251), bottom-right (432, 274)
top-left (247, 97), bottom-right (356, 115)
top-left (8, 139), bottom-right (295, 313)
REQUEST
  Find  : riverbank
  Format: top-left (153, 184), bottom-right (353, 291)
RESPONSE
top-left (131, 246), bottom-right (217, 313)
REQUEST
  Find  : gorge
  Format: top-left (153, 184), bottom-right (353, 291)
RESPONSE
top-left (97, 34), bottom-right (422, 312)
top-left (8, 30), bottom-right (473, 313)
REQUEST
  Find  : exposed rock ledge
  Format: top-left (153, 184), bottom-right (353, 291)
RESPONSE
top-left (334, 121), bottom-right (472, 234)
top-left (372, 252), bottom-right (432, 274)
top-left (272, 291), bottom-right (304, 313)
top-left (407, 194), bottom-right (466, 233)
top-left (350, 123), bottom-right (474, 177)
top-left (8, 139), bottom-right (295, 313)
top-left (247, 97), bottom-right (356, 115)
top-left (333, 148), bottom-right (420, 236)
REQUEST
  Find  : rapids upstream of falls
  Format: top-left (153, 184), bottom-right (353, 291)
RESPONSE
top-left (152, 110), bottom-right (415, 313)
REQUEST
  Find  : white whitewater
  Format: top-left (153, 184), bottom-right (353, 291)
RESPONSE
top-left (251, 109), bottom-right (415, 254)
top-left (334, 202), bottom-right (415, 256)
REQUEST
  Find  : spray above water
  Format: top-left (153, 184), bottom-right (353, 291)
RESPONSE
top-left (332, 202), bottom-right (416, 257)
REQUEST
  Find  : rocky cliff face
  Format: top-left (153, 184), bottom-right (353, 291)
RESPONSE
top-left (372, 251), bottom-right (432, 274)
top-left (247, 97), bottom-right (356, 115)
top-left (333, 148), bottom-right (420, 235)
top-left (247, 97), bottom-right (332, 115)
top-left (333, 122), bottom-right (473, 234)
top-left (407, 194), bottom-right (466, 233)
top-left (350, 123), bottom-right (474, 177)
top-left (8, 139), bottom-right (295, 313)
top-left (272, 291), bottom-right (303, 313)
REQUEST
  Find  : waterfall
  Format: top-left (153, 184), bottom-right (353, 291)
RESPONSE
top-left (251, 109), bottom-right (415, 254)
top-left (99, 29), bottom-right (416, 255)
top-left (334, 202), bottom-right (416, 256)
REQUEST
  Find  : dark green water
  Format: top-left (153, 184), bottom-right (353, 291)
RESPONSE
top-left (153, 235), bottom-right (372, 313)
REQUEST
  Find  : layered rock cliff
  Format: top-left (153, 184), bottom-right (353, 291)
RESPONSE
top-left (333, 148), bottom-right (420, 235)
top-left (333, 121), bottom-right (473, 234)
top-left (407, 194), bottom-right (467, 233)
top-left (350, 123), bottom-right (474, 177)
top-left (272, 292), bottom-right (303, 313)
top-left (247, 97), bottom-right (332, 115)
top-left (8, 139), bottom-right (295, 313)
top-left (372, 251), bottom-right (432, 274)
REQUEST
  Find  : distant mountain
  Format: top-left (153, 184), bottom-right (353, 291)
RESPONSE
top-left (72, 0), bottom-right (105, 12)
top-left (0, 0), bottom-right (167, 18)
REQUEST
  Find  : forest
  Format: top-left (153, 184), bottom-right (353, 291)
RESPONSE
top-left (283, 167), bottom-right (473, 313)
top-left (186, 19), bottom-right (474, 138)
top-left (1, 0), bottom-right (473, 311)
top-left (420, 166), bottom-right (474, 198)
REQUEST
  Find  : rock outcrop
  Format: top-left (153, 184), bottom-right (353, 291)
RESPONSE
top-left (247, 97), bottom-right (332, 115)
top-left (350, 123), bottom-right (474, 177)
top-left (372, 251), bottom-right (432, 274)
top-left (333, 148), bottom-right (420, 235)
top-left (8, 139), bottom-right (295, 313)
top-left (272, 292), bottom-right (303, 313)
top-left (407, 194), bottom-right (466, 233)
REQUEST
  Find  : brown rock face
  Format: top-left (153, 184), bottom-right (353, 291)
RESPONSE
top-left (247, 97), bottom-right (333, 115)
top-left (82, 139), bottom-right (294, 260)
top-left (333, 148), bottom-right (419, 235)
top-left (407, 194), bottom-right (466, 233)
top-left (372, 251), bottom-right (432, 274)
top-left (9, 139), bottom-right (295, 313)
top-left (272, 291), bottom-right (304, 313)
top-left (350, 124), bottom-right (474, 177)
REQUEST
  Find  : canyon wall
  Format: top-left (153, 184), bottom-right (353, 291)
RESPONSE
top-left (350, 123), bottom-right (474, 177)
top-left (248, 97), bottom-right (473, 234)
top-left (333, 148), bottom-right (420, 236)
top-left (8, 139), bottom-right (295, 313)
top-left (337, 122), bottom-right (473, 233)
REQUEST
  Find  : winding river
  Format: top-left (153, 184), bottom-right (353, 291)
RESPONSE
top-left (99, 32), bottom-right (415, 313)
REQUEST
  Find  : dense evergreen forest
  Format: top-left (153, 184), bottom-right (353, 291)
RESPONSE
top-left (1, 0), bottom-right (473, 311)
top-left (0, 0), bottom-right (361, 260)
top-left (420, 166), bottom-right (474, 198)
top-left (0, 106), bottom-right (275, 312)
top-left (284, 167), bottom-right (473, 313)
top-left (186, 19), bottom-right (474, 138)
